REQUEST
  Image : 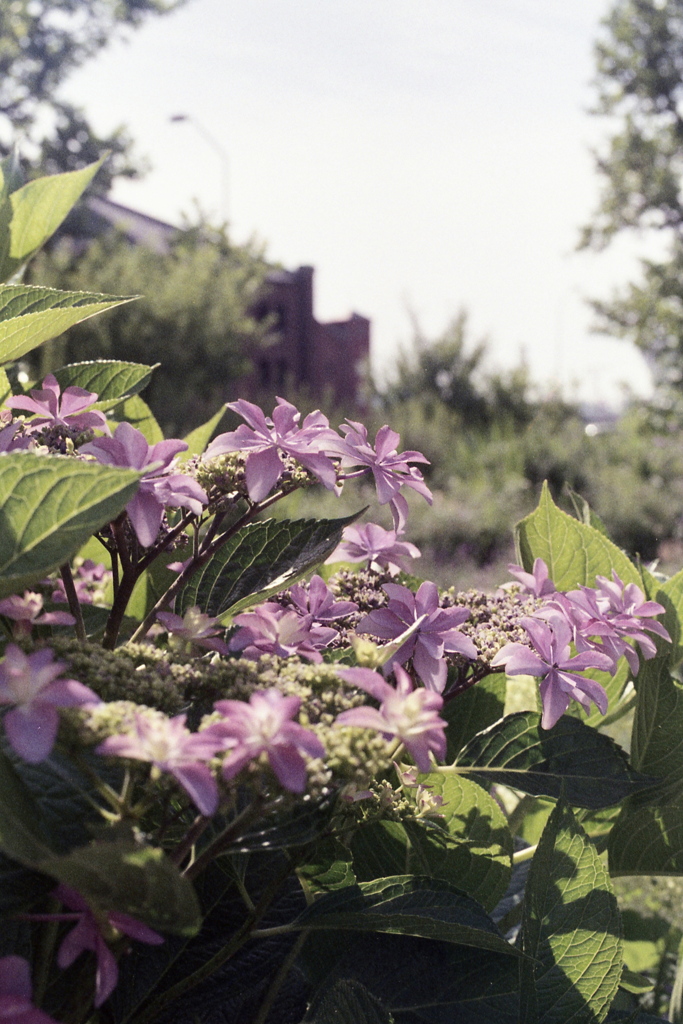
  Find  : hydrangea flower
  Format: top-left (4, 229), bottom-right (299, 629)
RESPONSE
top-left (335, 665), bottom-right (447, 772)
top-left (326, 522), bottom-right (421, 574)
top-left (96, 712), bottom-right (223, 816)
top-left (28, 885), bottom-right (164, 1008)
top-left (0, 645), bottom-right (100, 762)
top-left (6, 374), bottom-right (109, 435)
top-left (157, 606), bottom-right (231, 656)
top-left (491, 612), bottom-right (614, 729)
top-left (48, 560), bottom-right (111, 606)
top-left (0, 955), bottom-right (59, 1023)
top-left (287, 574), bottom-right (358, 622)
top-left (507, 558), bottom-right (556, 597)
top-left (328, 421), bottom-right (432, 532)
top-left (358, 581), bottom-right (477, 692)
top-left (207, 689), bottom-right (326, 793)
top-left (204, 398), bottom-right (339, 502)
top-left (0, 591), bottom-right (74, 638)
top-left (0, 420), bottom-right (33, 453)
top-left (81, 422), bottom-right (207, 547)
top-left (228, 603), bottom-right (337, 662)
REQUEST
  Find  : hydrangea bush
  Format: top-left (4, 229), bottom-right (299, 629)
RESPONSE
top-left (0, 158), bottom-right (681, 1023)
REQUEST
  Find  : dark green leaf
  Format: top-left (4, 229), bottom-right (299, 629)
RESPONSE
top-left (442, 673), bottom-right (506, 759)
top-left (298, 838), bottom-right (356, 895)
top-left (300, 932), bottom-right (520, 1024)
top-left (0, 284), bottom-right (135, 364)
top-left (295, 875), bottom-right (521, 956)
top-left (514, 481), bottom-right (641, 590)
top-left (351, 774), bottom-right (512, 911)
top-left (520, 801), bottom-right (623, 1024)
top-left (52, 359), bottom-right (157, 409)
top-left (0, 452), bottom-right (140, 597)
top-left (456, 711), bottom-right (654, 808)
top-left (43, 837), bottom-right (201, 936)
top-left (304, 979), bottom-right (394, 1023)
top-left (179, 512), bottom-right (361, 620)
top-left (110, 394), bottom-right (163, 444)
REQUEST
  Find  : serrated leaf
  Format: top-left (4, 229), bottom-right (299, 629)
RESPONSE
top-left (298, 838), bottom-right (356, 895)
top-left (43, 838), bottom-right (201, 936)
top-left (304, 978), bottom-right (394, 1023)
top-left (294, 875), bottom-right (521, 957)
top-left (0, 159), bottom-right (104, 281)
top-left (300, 932), bottom-right (521, 1024)
top-left (0, 284), bottom-right (135, 364)
top-left (456, 712), bottom-right (653, 808)
top-left (110, 393), bottom-right (163, 445)
top-left (442, 673), bottom-right (507, 759)
top-left (52, 360), bottom-right (157, 409)
top-left (608, 778), bottom-right (683, 874)
top-left (0, 452), bottom-right (139, 597)
top-left (520, 801), bottom-right (623, 1024)
top-left (179, 407), bottom-right (228, 462)
top-left (0, 366), bottom-right (10, 406)
top-left (179, 512), bottom-right (361, 620)
top-left (0, 747), bottom-right (53, 867)
top-left (514, 481), bottom-right (641, 590)
top-left (351, 775), bottom-right (512, 911)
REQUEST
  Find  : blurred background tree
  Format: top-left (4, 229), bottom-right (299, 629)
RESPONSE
top-left (0, 0), bottom-right (191, 188)
top-left (28, 218), bottom-right (271, 436)
top-left (581, 0), bottom-right (683, 420)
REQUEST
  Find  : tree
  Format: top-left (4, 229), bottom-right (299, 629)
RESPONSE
top-left (582, 0), bottom-right (683, 415)
top-left (28, 219), bottom-right (271, 436)
top-left (382, 310), bottom-right (533, 432)
top-left (0, 0), bottom-right (190, 187)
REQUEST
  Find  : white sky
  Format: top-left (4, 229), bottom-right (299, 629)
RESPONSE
top-left (60, 0), bottom-right (655, 407)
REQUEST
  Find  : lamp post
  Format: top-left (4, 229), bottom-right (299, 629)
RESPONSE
top-left (169, 114), bottom-right (230, 222)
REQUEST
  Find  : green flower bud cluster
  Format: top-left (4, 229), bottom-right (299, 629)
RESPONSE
top-left (328, 567), bottom-right (392, 615)
top-left (193, 452), bottom-right (249, 505)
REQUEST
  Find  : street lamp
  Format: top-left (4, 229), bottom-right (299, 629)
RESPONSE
top-left (169, 114), bottom-right (230, 222)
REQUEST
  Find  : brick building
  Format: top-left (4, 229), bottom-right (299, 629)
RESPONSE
top-left (248, 265), bottom-right (370, 409)
top-left (58, 198), bottom-right (371, 408)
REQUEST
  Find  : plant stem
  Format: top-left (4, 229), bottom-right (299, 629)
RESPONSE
top-left (59, 562), bottom-right (87, 642)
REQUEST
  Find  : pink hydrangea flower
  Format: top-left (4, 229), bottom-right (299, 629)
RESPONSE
top-left (287, 574), bottom-right (358, 623)
top-left (228, 603), bottom-right (337, 662)
top-left (157, 606), bottom-right (230, 655)
top-left (204, 398), bottom-right (339, 502)
top-left (335, 665), bottom-right (447, 773)
top-left (0, 645), bottom-right (100, 762)
top-left (0, 591), bottom-right (74, 638)
top-left (48, 561), bottom-right (111, 606)
top-left (328, 421), bottom-right (432, 532)
top-left (27, 885), bottom-right (163, 1008)
top-left (207, 689), bottom-right (326, 793)
top-left (81, 422), bottom-right (207, 548)
top-left (326, 522), bottom-right (421, 574)
top-left (358, 581), bottom-right (477, 692)
top-left (96, 712), bottom-right (223, 816)
top-left (491, 612), bottom-right (614, 729)
top-left (0, 955), bottom-right (59, 1023)
top-left (507, 558), bottom-right (556, 597)
top-left (6, 374), bottom-right (109, 435)
top-left (0, 420), bottom-right (33, 453)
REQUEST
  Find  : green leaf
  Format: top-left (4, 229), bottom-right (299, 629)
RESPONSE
top-left (0, 365), bottom-right (10, 407)
top-left (298, 838), bottom-right (356, 895)
top-left (110, 394), bottom-right (163, 444)
top-left (179, 406), bottom-right (228, 462)
top-left (351, 775), bottom-right (512, 911)
top-left (294, 875), bottom-right (521, 957)
top-left (0, 748), bottom-right (53, 867)
top-left (456, 712), bottom-right (654, 808)
top-left (179, 512), bottom-right (361, 620)
top-left (0, 159), bottom-right (105, 281)
top-left (514, 481), bottom-right (641, 590)
top-left (520, 801), bottom-right (623, 1024)
top-left (43, 837), bottom-right (201, 936)
top-left (52, 360), bottom-right (157, 409)
top-left (0, 284), bottom-right (135, 365)
top-left (442, 673), bottom-right (507, 759)
top-left (304, 979), bottom-right (394, 1024)
top-left (0, 452), bottom-right (139, 597)
top-left (0, 149), bottom-right (23, 204)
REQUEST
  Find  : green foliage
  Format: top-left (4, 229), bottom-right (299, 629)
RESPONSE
top-left (0, 453), bottom-right (139, 597)
top-left (29, 223), bottom-right (270, 435)
top-left (520, 801), bottom-right (623, 1023)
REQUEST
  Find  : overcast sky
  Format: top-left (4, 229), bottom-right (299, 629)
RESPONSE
top-left (60, 0), bottom-right (654, 406)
